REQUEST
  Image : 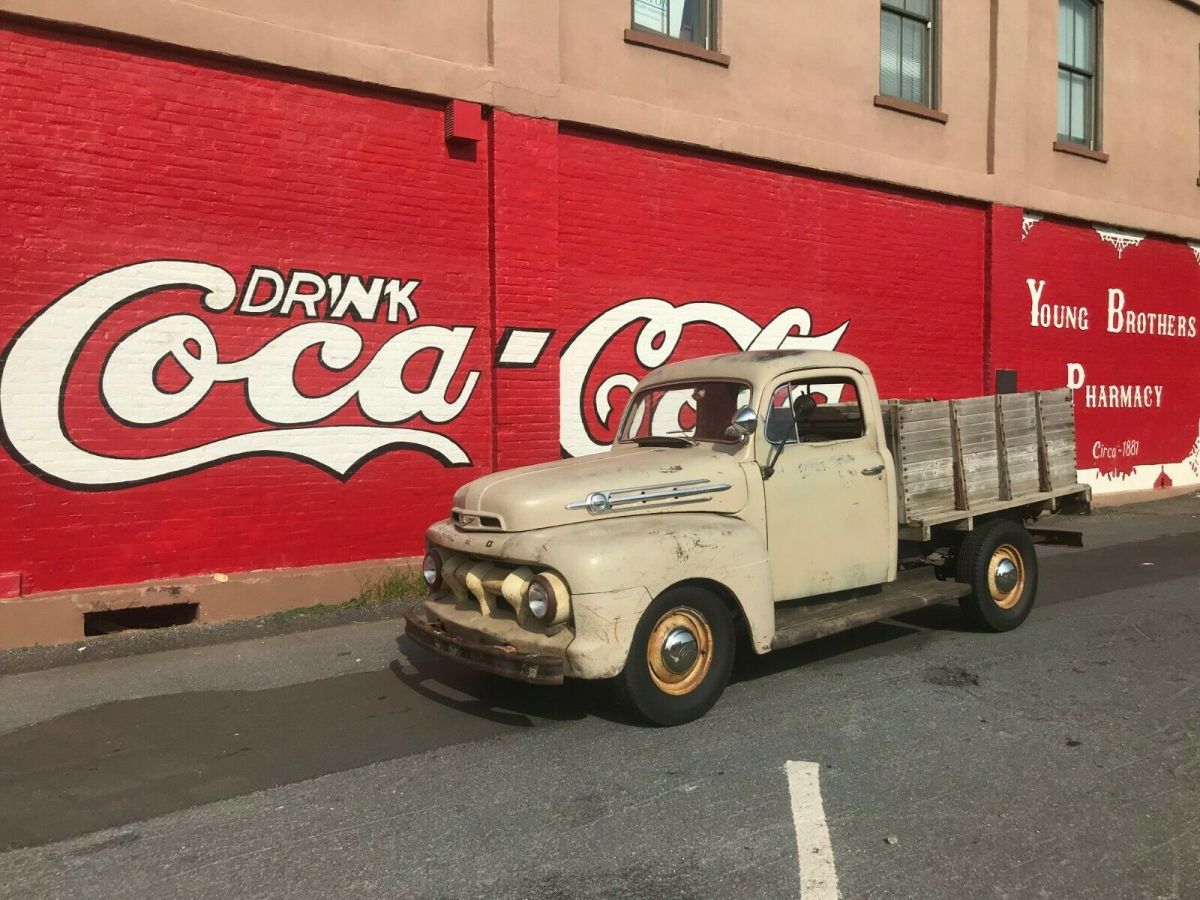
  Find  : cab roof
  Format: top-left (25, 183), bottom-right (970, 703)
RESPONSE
top-left (636, 350), bottom-right (867, 391)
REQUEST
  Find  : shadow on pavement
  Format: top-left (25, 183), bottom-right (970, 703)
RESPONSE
top-left (3, 530), bottom-right (1192, 853)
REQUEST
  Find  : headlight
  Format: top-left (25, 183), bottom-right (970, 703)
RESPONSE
top-left (524, 572), bottom-right (570, 626)
top-left (422, 550), bottom-right (443, 589)
top-left (526, 577), bottom-right (553, 620)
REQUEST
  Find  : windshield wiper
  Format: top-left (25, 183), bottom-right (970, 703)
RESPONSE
top-left (631, 435), bottom-right (697, 447)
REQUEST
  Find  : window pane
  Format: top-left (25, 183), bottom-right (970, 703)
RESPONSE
top-left (1057, 69), bottom-right (1072, 139)
top-left (901, 16), bottom-right (925, 103)
top-left (633, 0), bottom-right (669, 35)
top-left (670, 0), bottom-right (689, 41)
top-left (794, 379), bottom-right (865, 443)
top-left (1070, 72), bottom-right (1088, 142)
top-left (1073, 1), bottom-right (1093, 71)
top-left (880, 11), bottom-right (902, 97)
top-left (1058, 0), bottom-right (1073, 65)
top-left (904, 0), bottom-right (931, 18)
top-left (765, 385), bottom-right (798, 445)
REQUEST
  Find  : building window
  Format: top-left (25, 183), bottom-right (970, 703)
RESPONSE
top-left (631, 0), bottom-right (717, 51)
top-left (880, 0), bottom-right (936, 107)
top-left (1058, 0), bottom-right (1100, 148)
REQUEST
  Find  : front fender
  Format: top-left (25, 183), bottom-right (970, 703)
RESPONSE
top-left (427, 513), bottom-right (775, 656)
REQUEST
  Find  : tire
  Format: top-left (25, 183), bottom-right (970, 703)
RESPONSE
top-left (955, 519), bottom-right (1039, 632)
top-left (614, 586), bottom-right (735, 726)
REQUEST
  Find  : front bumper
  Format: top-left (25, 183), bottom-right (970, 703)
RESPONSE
top-left (404, 607), bottom-right (565, 685)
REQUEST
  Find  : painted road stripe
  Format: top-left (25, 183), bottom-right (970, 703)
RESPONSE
top-left (786, 760), bottom-right (840, 900)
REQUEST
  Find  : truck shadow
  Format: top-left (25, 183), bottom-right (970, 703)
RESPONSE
top-left (731, 604), bottom-right (961, 685)
top-left (389, 638), bottom-right (638, 726)
top-left (390, 607), bottom-right (963, 728)
top-left (391, 530), bottom-right (1200, 725)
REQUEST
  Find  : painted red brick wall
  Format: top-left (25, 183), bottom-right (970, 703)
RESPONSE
top-left (989, 205), bottom-right (1200, 493)
top-left (547, 130), bottom-right (986, 457)
top-left (2, 24), bottom-right (1196, 604)
top-left (0, 24), bottom-right (494, 594)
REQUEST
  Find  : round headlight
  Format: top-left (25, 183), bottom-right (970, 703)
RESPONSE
top-left (422, 550), bottom-right (442, 589)
top-left (526, 577), bottom-right (553, 621)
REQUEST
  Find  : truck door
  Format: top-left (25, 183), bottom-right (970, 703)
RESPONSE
top-left (760, 370), bottom-right (894, 601)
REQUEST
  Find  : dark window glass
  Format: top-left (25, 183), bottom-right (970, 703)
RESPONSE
top-left (765, 378), bottom-right (866, 445)
top-left (1057, 0), bottom-right (1099, 147)
top-left (880, 0), bottom-right (936, 106)
top-left (621, 380), bottom-right (751, 444)
top-left (632, 0), bottom-right (717, 50)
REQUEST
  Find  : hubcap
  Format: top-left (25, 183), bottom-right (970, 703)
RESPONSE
top-left (994, 558), bottom-right (1018, 593)
top-left (646, 608), bottom-right (713, 696)
top-left (988, 544), bottom-right (1026, 609)
top-left (661, 627), bottom-right (698, 674)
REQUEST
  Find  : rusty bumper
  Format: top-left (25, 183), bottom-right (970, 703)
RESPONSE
top-left (403, 608), bottom-right (565, 686)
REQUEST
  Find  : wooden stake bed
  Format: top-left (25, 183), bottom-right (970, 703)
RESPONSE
top-left (880, 388), bottom-right (1092, 541)
top-left (771, 569), bottom-right (970, 651)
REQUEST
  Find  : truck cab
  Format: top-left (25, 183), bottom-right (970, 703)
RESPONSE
top-left (406, 350), bottom-right (1088, 725)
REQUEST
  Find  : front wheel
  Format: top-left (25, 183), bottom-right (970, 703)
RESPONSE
top-left (614, 586), bottom-right (734, 726)
top-left (956, 519), bottom-right (1039, 632)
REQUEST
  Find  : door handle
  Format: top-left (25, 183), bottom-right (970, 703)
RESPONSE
top-left (861, 464), bottom-right (886, 476)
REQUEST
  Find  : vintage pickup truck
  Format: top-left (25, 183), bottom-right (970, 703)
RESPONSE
top-left (405, 350), bottom-right (1090, 725)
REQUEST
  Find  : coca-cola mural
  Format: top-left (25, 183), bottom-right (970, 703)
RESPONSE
top-left (1, 261), bottom-right (475, 487)
top-left (2, 22), bottom-right (1198, 616)
top-left (558, 299), bottom-right (848, 458)
top-left (0, 261), bottom-right (848, 487)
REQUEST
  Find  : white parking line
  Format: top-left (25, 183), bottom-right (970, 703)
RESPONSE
top-left (786, 760), bottom-right (840, 900)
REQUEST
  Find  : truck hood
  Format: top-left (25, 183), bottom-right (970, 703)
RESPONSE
top-left (451, 447), bottom-right (749, 532)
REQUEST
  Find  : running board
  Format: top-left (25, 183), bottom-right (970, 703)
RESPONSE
top-left (771, 569), bottom-right (971, 651)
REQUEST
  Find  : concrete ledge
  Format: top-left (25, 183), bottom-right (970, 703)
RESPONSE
top-left (1091, 484), bottom-right (1198, 508)
top-left (0, 557), bottom-right (420, 651)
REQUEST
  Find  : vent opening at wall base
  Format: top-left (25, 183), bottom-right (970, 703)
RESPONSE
top-left (83, 603), bottom-right (199, 636)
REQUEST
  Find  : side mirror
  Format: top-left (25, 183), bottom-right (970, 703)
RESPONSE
top-left (727, 405), bottom-right (758, 439)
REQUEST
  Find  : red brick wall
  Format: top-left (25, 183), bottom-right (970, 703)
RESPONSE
top-left (550, 129), bottom-right (986, 456)
top-left (0, 24), bottom-right (494, 594)
top-left (989, 205), bottom-right (1200, 492)
top-left (1, 23), bottom-right (1195, 603)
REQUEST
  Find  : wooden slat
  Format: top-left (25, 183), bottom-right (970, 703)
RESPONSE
top-left (997, 392), bottom-right (1041, 499)
top-left (890, 400), bottom-right (956, 521)
top-left (1036, 389), bottom-right (1078, 491)
top-left (896, 402), bottom-right (951, 422)
top-left (900, 483), bottom-right (1091, 534)
top-left (951, 397), bottom-right (1002, 508)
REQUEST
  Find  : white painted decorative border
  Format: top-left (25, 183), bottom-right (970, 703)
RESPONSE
top-left (1092, 225), bottom-right (1146, 259)
top-left (1021, 212), bottom-right (1043, 240)
top-left (1188, 241), bottom-right (1200, 266)
top-left (1080, 420), bottom-right (1200, 494)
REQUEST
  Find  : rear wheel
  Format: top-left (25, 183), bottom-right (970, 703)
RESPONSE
top-left (615, 586), bottom-right (734, 726)
top-left (956, 519), bottom-right (1038, 632)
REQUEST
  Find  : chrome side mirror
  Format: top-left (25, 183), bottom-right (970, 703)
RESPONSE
top-left (728, 405), bottom-right (758, 439)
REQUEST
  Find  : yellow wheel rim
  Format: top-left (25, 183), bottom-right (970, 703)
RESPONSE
top-left (646, 608), bottom-right (713, 696)
top-left (988, 544), bottom-right (1026, 610)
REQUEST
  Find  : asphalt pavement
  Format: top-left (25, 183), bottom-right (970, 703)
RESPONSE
top-left (1, 496), bottom-right (1198, 899)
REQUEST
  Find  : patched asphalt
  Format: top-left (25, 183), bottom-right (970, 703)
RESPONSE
top-left (0, 496), bottom-right (1197, 898)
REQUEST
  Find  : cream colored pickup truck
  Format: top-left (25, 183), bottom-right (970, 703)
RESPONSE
top-left (406, 350), bottom-right (1090, 725)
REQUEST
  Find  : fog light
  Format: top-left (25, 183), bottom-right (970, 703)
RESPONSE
top-left (422, 550), bottom-right (443, 589)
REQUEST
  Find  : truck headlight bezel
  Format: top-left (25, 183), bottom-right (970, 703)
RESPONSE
top-left (422, 549), bottom-right (443, 590)
top-left (526, 576), bottom-right (555, 621)
top-left (525, 572), bottom-right (570, 626)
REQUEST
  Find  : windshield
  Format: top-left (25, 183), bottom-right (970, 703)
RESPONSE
top-left (619, 380), bottom-right (752, 445)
